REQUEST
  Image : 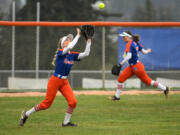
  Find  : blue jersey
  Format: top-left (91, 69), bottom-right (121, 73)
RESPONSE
top-left (136, 42), bottom-right (144, 52)
top-left (55, 49), bottom-right (79, 76)
top-left (125, 40), bottom-right (144, 65)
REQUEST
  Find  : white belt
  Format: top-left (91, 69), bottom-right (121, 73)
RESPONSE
top-left (57, 74), bottom-right (67, 79)
top-left (129, 60), bottom-right (139, 66)
top-left (54, 72), bottom-right (68, 79)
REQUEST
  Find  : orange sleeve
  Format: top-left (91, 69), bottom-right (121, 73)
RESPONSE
top-left (125, 41), bottom-right (132, 53)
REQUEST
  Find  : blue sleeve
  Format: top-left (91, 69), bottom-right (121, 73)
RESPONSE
top-left (73, 53), bottom-right (80, 61)
top-left (137, 42), bottom-right (144, 51)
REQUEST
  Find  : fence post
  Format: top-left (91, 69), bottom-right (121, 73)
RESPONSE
top-left (36, 1), bottom-right (40, 78)
top-left (102, 27), bottom-right (106, 89)
top-left (12, 0), bottom-right (15, 78)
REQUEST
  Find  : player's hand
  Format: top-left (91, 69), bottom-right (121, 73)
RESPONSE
top-left (147, 48), bottom-right (151, 53)
top-left (111, 64), bottom-right (122, 76)
top-left (76, 28), bottom-right (81, 36)
top-left (87, 38), bottom-right (91, 43)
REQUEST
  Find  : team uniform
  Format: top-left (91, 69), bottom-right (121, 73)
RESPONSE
top-left (20, 33), bottom-right (92, 127)
top-left (113, 32), bottom-right (169, 100)
top-left (118, 40), bottom-right (151, 85)
top-left (37, 49), bottom-right (80, 111)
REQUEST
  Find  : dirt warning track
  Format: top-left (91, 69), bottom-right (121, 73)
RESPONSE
top-left (0, 90), bottom-right (180, 97)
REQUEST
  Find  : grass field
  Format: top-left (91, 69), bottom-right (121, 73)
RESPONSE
top-left (0, 94), bottom-right (180, 135)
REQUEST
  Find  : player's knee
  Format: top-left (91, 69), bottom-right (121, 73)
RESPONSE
top-left (43, 105), bottom-right (50, 110)
top-left (146, 79), bottom-right (152, 86)
top-left (142, 78), bottom-right (151, 86)
top-left (40, 99), bottom-right (53, 110)
top-left (118, 74), bottom-right (126, 83)
top-left (118, 77), bottom-right (124, 83)
top-left (68, 99), bottom-right (77, 108)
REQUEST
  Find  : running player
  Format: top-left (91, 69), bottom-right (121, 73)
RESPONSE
top-left (20, 28), bottom-right (92, 127)
top-left (112, 31), bottom-right (169, 100)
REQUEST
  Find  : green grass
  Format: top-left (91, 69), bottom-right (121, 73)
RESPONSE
top-left (0, 94), bottom-right (180, 135)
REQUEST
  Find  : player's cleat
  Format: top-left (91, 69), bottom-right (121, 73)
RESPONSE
top-left (20, 110), bottom-right (28, 126)
top-left (111, 95), bottom-right (120, 100)
top-left (164, 87), bottom-right (169, 99)
top-left (62, 122), bottom-right (77, 127)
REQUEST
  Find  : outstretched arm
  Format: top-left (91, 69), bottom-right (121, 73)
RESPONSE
top-left (62, 28), bottom-right (81, 55)
top-left (141, 48), bottom-right (151, 54)
top-left (78, 39), bottom-right (92, 59)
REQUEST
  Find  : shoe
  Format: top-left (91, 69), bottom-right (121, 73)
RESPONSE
top-left (164, 87), bottom-right (169, 99)
top-left (111, 95), bottom-right (120, 100)
top-left (62, 122), bottom-right (77, 127)
top-left (20, 111), bottom-right (28, 126)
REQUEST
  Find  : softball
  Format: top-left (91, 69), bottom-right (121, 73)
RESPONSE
top-left (98, 2), bottom-right (105, 9)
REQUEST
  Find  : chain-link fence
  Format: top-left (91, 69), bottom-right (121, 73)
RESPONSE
top-left (0, 1), bottom-right (180, 91)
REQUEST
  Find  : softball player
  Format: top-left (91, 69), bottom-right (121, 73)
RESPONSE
top-left (112, 31), bottom-right (169, 100)
top-left (20, 28), bottom-right (92, 127)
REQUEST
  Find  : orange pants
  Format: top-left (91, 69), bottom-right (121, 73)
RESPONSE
top-left (118, 62), bottom-right (152, 86)
top-left (39, 75), bottom-right (77, 110)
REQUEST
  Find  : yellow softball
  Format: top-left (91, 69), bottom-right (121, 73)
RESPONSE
top-left (98, 2), bottom-right (105, 9)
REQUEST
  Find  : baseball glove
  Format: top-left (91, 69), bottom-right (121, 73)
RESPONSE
top-left (111, 64), bottom-right (122, 76)
top-left (80, 25), bottom-right (94, 40)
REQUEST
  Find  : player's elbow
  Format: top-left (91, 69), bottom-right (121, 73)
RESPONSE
top-left (67, 42), bottom-right (74, 50)
top-left (127, 53), bottom-right (132, 59)
top-left (85, 52), bottom-right (90, 57)
top-left (86, 52), bottom-right (90, 56)
top-left (68, 46), bottom-right (73, 50)
top-left (83, 52), bottom-right (90, 57)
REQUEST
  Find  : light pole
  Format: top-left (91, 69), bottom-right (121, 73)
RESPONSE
top-left (36, 0), bottom-right (40, 78)
top-left (12, 0), bottom-right (15, 78)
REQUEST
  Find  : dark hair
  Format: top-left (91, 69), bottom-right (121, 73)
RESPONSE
top-left (133, 34), bottom-right (140, 43)
top-left (124, 30), bottom-right (140, 43)
top-left (125, 30), bottom-right (133, 36)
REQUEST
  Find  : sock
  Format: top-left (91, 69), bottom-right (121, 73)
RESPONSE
top-left (63, 106), bottom-right (74, 125)
top-left (115, 82), bottom-right (123, 98)
top-left (151, 80), bottom-right (166, 91)
top-left (26, 107), bottom-right (36, 117)
top-left (25, 104), bottom-right (40, 117)
top-left (63, 113), bottom-right (72, 125)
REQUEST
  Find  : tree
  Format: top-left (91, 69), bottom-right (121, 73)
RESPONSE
top-left (158, 7), bottom-right (173, 21)
top-left (0, 11), bottom-right (11, 70)
top-left (132, 0), bottom-right (156, 21)
top-left (13, 0), bottom-right (117, 70)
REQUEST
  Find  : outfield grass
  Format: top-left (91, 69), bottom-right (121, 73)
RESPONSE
top-left (0, 94), bottom-right (180, 135)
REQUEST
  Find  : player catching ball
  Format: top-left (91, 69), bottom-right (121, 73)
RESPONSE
top-left (111, 31), bottom-right (169, 100)
top-left (20, 27), bottom-right (93, 127)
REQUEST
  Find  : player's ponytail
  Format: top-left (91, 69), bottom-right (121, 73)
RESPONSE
top-left (51, 37), bottom-right (62, 66)
top-left (124, 30), bottom-right (140, 43)
top-left (133, 34), bottom-right (140, 43)
top-left (51, 34), bottom-right (73, 66)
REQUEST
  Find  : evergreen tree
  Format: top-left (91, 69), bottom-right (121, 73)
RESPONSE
top-left (13, 0), bottom-right (117, 70)
top-left (133, 0), bottom-right (156, 21)
top-left (0, 12), bottom-right (11, 70)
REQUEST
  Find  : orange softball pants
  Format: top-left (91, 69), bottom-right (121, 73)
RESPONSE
top-left (39, 75), bottom-right (77, 110)
top-left (118, 62), bottom-right (152, 86)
